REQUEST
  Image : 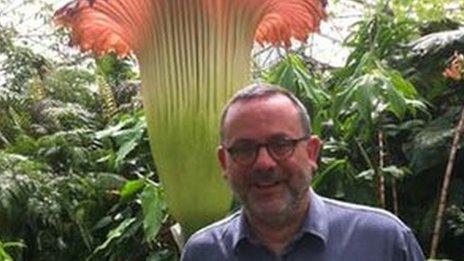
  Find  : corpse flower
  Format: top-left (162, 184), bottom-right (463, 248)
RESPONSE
top-left (55, 0), bottom-right (326, 236)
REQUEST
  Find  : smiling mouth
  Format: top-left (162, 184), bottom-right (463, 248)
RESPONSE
top-left (254, 181), bottom-right (281, 189)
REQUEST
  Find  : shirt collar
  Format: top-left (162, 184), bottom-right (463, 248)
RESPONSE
top-left (302, 188), bottom-right (329, 244)
top-left (230, 188), bottom-right (329, 250)
top-left (230, 208), bottom-right (251, 250)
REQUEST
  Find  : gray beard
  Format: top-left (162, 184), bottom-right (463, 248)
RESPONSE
top-left (240, 183), bottom-right (309, 227)
top-left (230, 168), bottom-right (312, 227)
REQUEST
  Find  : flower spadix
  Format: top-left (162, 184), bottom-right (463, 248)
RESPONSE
top-left (55, 0), bottom-right (326, 236)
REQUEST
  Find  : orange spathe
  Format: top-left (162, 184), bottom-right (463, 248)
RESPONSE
top-left (55, 0), bottom-right (326, 56)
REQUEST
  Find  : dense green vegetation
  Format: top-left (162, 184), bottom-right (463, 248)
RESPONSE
top-left (0, 0), bottom-right (463, 260)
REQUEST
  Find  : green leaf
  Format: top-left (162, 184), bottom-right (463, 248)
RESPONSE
top-left (294, 67), bottom-right (328, 107)
top-left (405, 99), bottom-right (429, 116)
top-left (95, 121), bottom-right (126, 139)
top-left (120, 179), bottom-right (145, 201)
top-left (312, 159), bottom-right (347, 189)
top-left (355, 75), bottom-right (375, 123)
top-left (332, 82), bottom-right (359, 118)
top-left (92, 217), bottom-right (136, 255)
top-left (384, 81), bottom-right (406, 120)
top-left (146, 249), bottom-right (176, 261)
top-left (93, 216), bottom-right (113, 231)
top-left (2, 242), bottom-right (26, 249)
top-left (387, 70), bottom-right (417, 98)
top-left (381, 165), bottom-right (410, 179)
top-left (141, 184), bottom-right (166, 242)
top-left (115, 132), bottom-right (141, 167)
top-left (0, 247), bottom-right (13, 261)
top-left (356, 169), bottom-right (375, 181)
top-left (0, 240), bottom-right (23, 261)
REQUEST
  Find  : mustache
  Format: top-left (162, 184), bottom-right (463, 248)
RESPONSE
top-left (250, 170), bottom-right (285, 184)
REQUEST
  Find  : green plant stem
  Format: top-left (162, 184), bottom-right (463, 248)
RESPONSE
top-left (356, 139), bottom-right (374, 170)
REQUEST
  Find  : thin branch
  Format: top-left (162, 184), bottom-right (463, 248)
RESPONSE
top-left (429, 106), bottom-right (464, 258)
top-left (317, 33), bottom-right (344, 44)
top-left (356, 139), bottom-right (374, 170)
top-left (377, 131), bottom-right (386, 209)
top-left (0, 0), bottom-right (27, 17)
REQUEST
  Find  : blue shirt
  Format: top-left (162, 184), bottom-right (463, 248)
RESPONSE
top-left (181, 189), bottom-right (425, 261)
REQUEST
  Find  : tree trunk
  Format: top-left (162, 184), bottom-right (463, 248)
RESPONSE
top-left (379, 131), bottom-right (398, 215)
top-left (377, 131), bottom-right (386, 209)
top-left (429, 106), bottom-right (464, 258)
top-left (391, 179), bottom-right (398, 216)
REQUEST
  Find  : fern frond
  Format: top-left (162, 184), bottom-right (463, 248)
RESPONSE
top-left (29, 76), bottom-right (47, 102)
top-left (97, 73), bottom-right (117, 119)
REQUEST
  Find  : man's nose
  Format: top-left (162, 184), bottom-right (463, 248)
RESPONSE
top-left (254, 146), bottom-right (277, 169)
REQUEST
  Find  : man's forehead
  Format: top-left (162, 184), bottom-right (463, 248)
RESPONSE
top-left (227, 93), bottom-right (297, 112)
top-left (226, 94), bottom-right (297, 117)
top-left (222, 94), bottom-right (301, 140)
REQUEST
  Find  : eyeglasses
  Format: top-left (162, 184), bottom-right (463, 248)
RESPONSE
top-left (224, 135), bottom-right (310, 166)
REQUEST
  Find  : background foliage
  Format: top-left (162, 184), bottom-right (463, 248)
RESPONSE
top-left (0, 0), bottom-right (463, 260)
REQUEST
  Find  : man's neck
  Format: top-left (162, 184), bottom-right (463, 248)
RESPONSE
top-left (246, 197), bottom-right (310, 255)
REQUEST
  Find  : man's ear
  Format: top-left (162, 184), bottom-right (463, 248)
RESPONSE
top-left (306, 135), bottom-right (322, 169)
top-left (217, 146), bottom-right (228, 178)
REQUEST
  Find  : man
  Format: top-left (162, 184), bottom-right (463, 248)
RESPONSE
top-left (181, 84), bottom-right (425, 260)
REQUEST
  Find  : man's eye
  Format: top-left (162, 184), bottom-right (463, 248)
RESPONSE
top-left (235, 146), bottom-right (255, 152)
top-left (232, 144), bottom-right (256, 153)
top-left (269, 140), bottom-right (293, 153)
top-left (270, 140), bottom-right (292, 148)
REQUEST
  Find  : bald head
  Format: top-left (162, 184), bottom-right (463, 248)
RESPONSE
top-left (220, 83), bottom-right (311, 142)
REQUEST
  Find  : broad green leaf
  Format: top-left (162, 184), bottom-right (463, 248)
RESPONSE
top-left (387, 70), bottom-right (417, 98)
top-left (342, 115), bottom-right (363, 141)
top-left (141, 184), bottom-right (166, 242)
top-left (2, 242), bottom-right (26, 249)
top-left (275, 63), bottom-right (295, 92)
top-left (0, 247), bottom-right (13, 261)
top-left (95, 122), bottom-right (126, 139)
top-left (0, 241), bottom-right (22, 261)
top-left (265, 58), bottom-right (288, 85)
top-left (115, 132), bottom-right (142, 167)
top-left (355, 75), bottom-right (375, 123)
top-left (92, 217), bottom-right (136, 254)
top-left (93, 216), bottom-right (113, 231)
top-left (381, 165), bottom-right (410, 179)
top-left (111, 120), bottom-right (145, 141)
top-left (384, 81), bottom-right (406, 120)
top-left (120, 179), bottom-right (145, 201)
top-left (294, 67), bottom-right (329, 108)
top-left (312, 159), bottom-right (347, 189)
top-left (332, 82), bottom-right (358, 118)
top-left (352, 52), bottom-right (375, 77)
top-left (405, 99), bottom-right (429, 115)
top-left (356, 169), bottom-right (375, 181)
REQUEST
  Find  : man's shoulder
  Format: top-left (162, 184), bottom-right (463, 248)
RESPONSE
top-left (313, 195), bottom-right (425, 260)
top-left (320, 196), bottom-right (411, 233)
top-left (187, 210), bottom-right (240, 242)
top-left (181, 210), bottom-right (240, 260)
